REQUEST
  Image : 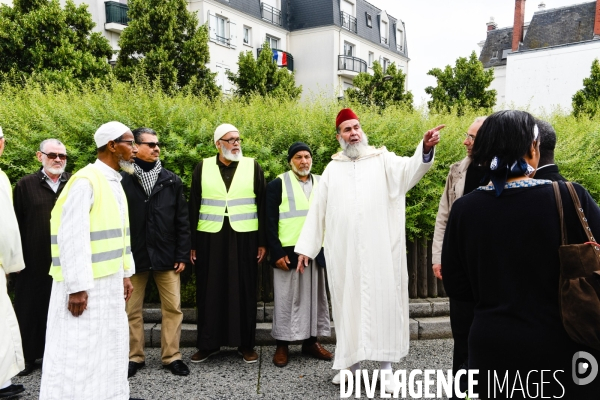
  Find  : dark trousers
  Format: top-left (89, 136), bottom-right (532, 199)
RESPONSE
top-left (449, 297), bottom-right (475, 399)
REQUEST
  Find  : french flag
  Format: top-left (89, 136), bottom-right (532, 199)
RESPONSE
top-left (273, 50), bottom-right (287, 67)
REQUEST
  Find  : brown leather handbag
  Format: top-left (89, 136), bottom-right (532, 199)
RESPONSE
top-left (553, 181), bottom-right (600, 350)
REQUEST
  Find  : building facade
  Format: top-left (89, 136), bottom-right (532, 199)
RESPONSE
top-left (65, 0), bottom-right (409, 98)
top-left (479, 0), bottom-right (600, 112)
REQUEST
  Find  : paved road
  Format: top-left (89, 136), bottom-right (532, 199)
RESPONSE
top-left (12, 339), bottom-right (453, 399)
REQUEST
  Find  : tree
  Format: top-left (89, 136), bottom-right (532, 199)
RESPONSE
top-left (226, 42), bottom-right (302, 100)
top-left (572, 59), bottom-right (600, 118)
top-left (425, 51), bottom-right (496, 115)
top-left (344, 60), bottom-right (413, 109)
top-left (0, 0), bottom-right (113, 85)
top-left (115, 0), bottom-right (219, 99)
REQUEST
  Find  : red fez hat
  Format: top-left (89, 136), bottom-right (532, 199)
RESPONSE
top-left (336, 108), bottom-right (359, 128)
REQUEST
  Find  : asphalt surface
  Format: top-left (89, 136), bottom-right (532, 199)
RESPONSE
top-left (12, 339), bottom-right (454, 399)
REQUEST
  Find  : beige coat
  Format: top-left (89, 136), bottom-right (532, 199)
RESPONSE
top-left (295, 143), bottom-right (433, 369)
top-left (432, 156), bottom-right (471, 265)
top-left (0, 169), bottom-right (25, 384)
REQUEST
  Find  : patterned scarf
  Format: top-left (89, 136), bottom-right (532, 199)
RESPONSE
top-left (133, 159), bottom-right (162, 196)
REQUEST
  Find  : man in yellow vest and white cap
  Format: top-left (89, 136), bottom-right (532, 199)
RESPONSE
top-left (40, 121), bottom-right (138, 400)
top-left (189, 123), bottom-right (267, 364)
top-left (266, 142), bottom-right (332, 368)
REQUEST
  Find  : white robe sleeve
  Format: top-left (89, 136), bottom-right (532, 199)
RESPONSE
top-left (294, 167), bottom-right (329, 259)
top-left (0, 186), bottom-right (24, 274)
top-left (385, 140), bottom-right (434, 196)
top-left (58, 179), bottom-right (95, 294)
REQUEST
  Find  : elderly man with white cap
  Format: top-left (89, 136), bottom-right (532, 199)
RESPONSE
top-left (188, 123), bottom-right (267, 364)
top-left (40, 122), bottom-right (139, 400)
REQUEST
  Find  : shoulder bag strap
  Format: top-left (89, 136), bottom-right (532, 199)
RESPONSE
top-left (565, 182), bottom-right (598, 245)
top-left (552, 181), bottom-right (567, 245)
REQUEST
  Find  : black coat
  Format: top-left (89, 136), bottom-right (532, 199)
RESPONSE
top-left (266, 175), bottom-right (325, 269)
top-left (534, 164), bottom-right (566, 181)
top-left (121, 168), bottom-right (191, 273)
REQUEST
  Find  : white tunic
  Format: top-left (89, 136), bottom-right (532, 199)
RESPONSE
top-left (0, 169), bottom-right (25, 384)
top-left (295, 143), bottom-right (433, 369)
top-left (40, 160), bottom-right (135, 400)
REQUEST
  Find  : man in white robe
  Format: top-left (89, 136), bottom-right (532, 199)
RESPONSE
top-left (0, 126), bottom-right (27, 398)
top-left (40, 122), bottom-right (138, 400)
top-left (295, 109), bottom-right (443, 392)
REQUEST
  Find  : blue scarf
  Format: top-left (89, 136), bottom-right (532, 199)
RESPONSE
top-left (482, 156), bottom-right (535, 197)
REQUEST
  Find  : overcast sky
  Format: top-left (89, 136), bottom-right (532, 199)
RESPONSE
top-left (368, 0), bottom-right (579, 106)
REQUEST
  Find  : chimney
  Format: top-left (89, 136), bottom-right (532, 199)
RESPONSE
top-left (538, 2), bottom-right (546, 10)
top-left (595, 0), bottom-right (600, 37)
top-left (487, 16), bottom-right (498, 32)
top-left (512, 0), bottom-right (526, 51)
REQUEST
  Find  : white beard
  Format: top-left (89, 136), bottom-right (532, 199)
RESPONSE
top-left (223, 147), bottom-right (243, 162)
top-left (46, 165), bottom-right (65, 175)
top-left (291, 162), bottom-right (311, 177)
top-left (118, 158), bottom-right (135, 175)
top-left (339, 133), bottom-right (370, 159)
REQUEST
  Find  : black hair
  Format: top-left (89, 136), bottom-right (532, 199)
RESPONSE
top-left (132, 127), bottom-right (157, 144)
top-left (535, 119), bottom-right (556, 166)
top-left (471, 110), bottom-right (537, 168)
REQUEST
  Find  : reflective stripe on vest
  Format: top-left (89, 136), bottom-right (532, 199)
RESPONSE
top-left (197, 156), bottom-right (258, 233)
top-left (49, 164), bottom-right (132, 281)
top-left (278, 171), bottom-right (319, 247)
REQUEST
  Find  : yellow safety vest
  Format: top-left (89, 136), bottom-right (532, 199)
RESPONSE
top-left (278, 171), bottom-right (319, 247)
top-left (49, 164), bottom-right (132, 281)
top-left (197, 156), bottom-right (258, 233)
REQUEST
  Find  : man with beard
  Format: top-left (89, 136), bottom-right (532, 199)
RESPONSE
top-left (189, 123), bottom-right (267, 364)
top-left (40, 121), bottom-right (137, 400)
top-left (0, 126), bottom-right (26, 398)
top-left (13, 139), bottom-right (71, 377)
top-left (295, 108), bottom-right (443, 392)
top-left (266, 142), bottom-right (332, 367)
top-left (121, 127), bottom-right (191, 378)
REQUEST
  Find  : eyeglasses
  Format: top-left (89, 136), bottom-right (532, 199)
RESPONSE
top-left (115, 139), bottom-right (138, 148)
top-left (138, 141), bottom-right (162, 149)
top-left (464, 133), bottom-right (476, 143)
top-left (41, 151), bottom-right (68, 160)
top-left (219, 137), bottom-right (242, 145)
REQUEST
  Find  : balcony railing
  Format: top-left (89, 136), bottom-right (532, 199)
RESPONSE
top-left (257, 48), bottom-right (294, 72)
top-left (340, 11), bottom-right (357, 33)
top-left (397, 44), bottom-right (403, 52)
top-left (105, 1), bottom-right (128, 26)
top-left (261, 3), bottom-right (282, 26)
top-left (338, 55), bottom-right (367, 74)
top-left (381, 36), bottom-right (388, 45)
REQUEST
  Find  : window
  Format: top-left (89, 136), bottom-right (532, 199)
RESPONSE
top-left (396, 28), bottom-right (404, 52)
top-left (266, 35), bottom-right (279, 49)
top-left (366, 13), bottom-right (372, 28)
top-left (261, 0), bottom-right (282, 26)
top-left (382, 57), bottom-right (390, 72)
top-left (381, 20), bottom-right (388, 45)
top-left (368, 52), bottom-right (374, 67)
top-left (243, 26), bottom-right (251, 46)
top-left (208, 12), bottom-right (236, 48)
top-left (343, 81), bottom-right (354, 91)
top-left (491, 50), bottom-right (498, 59)
top-left (215, 63), bottom-right (231, 93)
top-left (341, 0), bottom-right (353, 16)
top-left (343, 42), bottom-right (354, 57)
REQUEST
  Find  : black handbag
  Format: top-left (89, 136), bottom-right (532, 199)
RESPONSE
top-left (553, 181), bottom-right (600, 350)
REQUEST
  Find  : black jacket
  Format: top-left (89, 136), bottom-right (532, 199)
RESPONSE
top-left (534, 164), bottom-right (566, 182)
top-left (266, 175), bottom-right (325, 269)
top-left (121, 168), bottom-right (191, 273)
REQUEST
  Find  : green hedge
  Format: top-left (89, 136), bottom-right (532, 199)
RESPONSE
top-left (2, 82), bottom-right (599, 305)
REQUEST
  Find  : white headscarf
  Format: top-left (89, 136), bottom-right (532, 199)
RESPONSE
top-left (0, 126), bottom-right (4, 139)
top-left (94, 121), bottom-right (131, 148)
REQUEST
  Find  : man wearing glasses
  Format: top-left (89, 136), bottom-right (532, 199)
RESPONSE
top-left (120, 128), bottom-right (191, 378)
top-left (188, 123), bottom-right (267, 364)
top-left (40, 121), bottom-right (137, 400)
top-left (431, 116), bottom-right (485, 398)
top-left (12, 139), bottom-right (71, 377)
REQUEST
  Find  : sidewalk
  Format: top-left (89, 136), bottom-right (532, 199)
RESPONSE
top-left (12, 339), bottom-right (454, 399)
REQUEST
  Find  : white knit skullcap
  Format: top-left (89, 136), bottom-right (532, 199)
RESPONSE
top-left (94, 121), bottom-right (131, 148)
top-left (0, 126), bottom-right (3, 139)
top-left (214, 123), bottom-right (239, 144)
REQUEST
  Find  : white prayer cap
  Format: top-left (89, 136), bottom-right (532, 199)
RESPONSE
top-left (94, 121), bottom-right (131, 148)
top-left (0, 126), bottom-right (3, 139)
top-left (214, 123), bottom-right (239, 144)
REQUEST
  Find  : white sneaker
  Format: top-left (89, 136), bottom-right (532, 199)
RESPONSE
top-left (383, 378), bottom-right (400, 394)
top-left (332, 370), bottom-right (350, 385)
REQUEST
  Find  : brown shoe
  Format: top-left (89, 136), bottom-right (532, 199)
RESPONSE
top-left (237, 347), bottom-right (259, 364)
top-left (190, 348), bottom-right (220, 363)
top-left (302, 342), bottom-right (333, 361)
top-left (272, 345), bottom-right (289, 367)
